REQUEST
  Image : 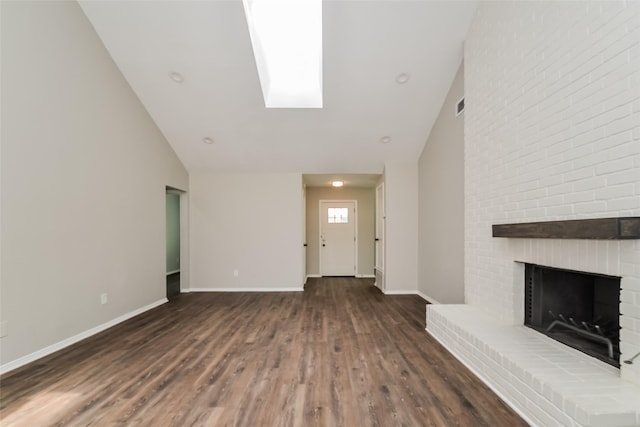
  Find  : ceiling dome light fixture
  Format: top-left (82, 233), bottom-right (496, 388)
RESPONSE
top-left (202, 137), bottom-right (214, 144)
top-left (169, 71), bottom-right (184, 83)
top-left (395, 73), bottom-right (410, 84)
top-left (380, 136), bottom-right (392, 144)
top-left (331, 180), bottom-right (344, 188)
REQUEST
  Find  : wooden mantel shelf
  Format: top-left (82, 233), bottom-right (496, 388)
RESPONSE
top-left (492, 217), bottom-right (640, 240)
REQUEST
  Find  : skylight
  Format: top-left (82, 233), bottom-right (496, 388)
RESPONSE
top-left (242, 0), bottom-right (323, 108)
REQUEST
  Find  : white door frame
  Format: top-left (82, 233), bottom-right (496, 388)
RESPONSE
top-left (179, 191), bottom-right (189, 292)
top-left (302, 184), bottom-right (307, 285)
top-left (375, 183), bottom-right (385, 290)
top-left (166, 186), bottom-right (189, 292)
top-left (319, 199), bottom-right (358, 276)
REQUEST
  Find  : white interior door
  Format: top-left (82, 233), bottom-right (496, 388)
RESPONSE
top-left (320, 200), bottom-right (356, 276)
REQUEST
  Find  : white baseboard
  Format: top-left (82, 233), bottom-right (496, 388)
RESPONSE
top-left (190, 287), bottom-right (304, 292)
top-left (417, 291), bottom-right (440, 304)
top-left (306, 274), bottom-right (375, 279)
top-left (382, 289), bottom-right (441, 304)
top-left (0, 298), bottom-right (168, 375)
top-left (166, 269), bottom-right (180, 275)
top-left (383, 289), bottom-right (418, 295)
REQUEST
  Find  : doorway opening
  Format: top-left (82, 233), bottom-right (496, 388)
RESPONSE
top-left (166, 187), bottom-right (187, 299)
top-left (301, 174), bottom-right (380, 282)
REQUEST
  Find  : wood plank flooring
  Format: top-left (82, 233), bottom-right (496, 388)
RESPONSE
top-left (0, 278), bottom-right (527, 426)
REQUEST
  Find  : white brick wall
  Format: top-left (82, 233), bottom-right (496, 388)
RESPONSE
top-left (464, 0), bottom-right (640, 385)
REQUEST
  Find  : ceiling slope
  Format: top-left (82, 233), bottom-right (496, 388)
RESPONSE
top-left (79, 0), bottom-right (477, 174)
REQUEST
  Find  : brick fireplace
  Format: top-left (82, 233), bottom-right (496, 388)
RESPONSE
top-left (426, 1), bottom-right (640, 426)
top-left (427, 240), bottom-right (640, 426)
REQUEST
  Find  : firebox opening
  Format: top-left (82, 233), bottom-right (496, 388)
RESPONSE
top-left (524, 263), bottom-right (621, 367)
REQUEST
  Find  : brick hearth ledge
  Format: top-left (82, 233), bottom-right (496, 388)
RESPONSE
top-left (427, 304), bottom-right (640, 427)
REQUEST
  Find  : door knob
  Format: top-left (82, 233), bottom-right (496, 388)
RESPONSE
top-left (322, 244), bottom-right (326, 247)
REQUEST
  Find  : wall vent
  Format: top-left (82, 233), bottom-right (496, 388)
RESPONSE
top-left (455, 97), bottom-right (465, 116)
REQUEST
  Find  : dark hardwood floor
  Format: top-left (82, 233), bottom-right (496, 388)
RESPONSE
top-left (0, 278), bottom-right (527, 426)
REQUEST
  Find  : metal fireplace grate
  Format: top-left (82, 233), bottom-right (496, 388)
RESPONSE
top-left (523, 263), bottom-right (621, 367)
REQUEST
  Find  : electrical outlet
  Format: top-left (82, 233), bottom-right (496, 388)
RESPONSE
top-left (0, 321), bottom-right (7, 338)
top-left (100, 293), bottom-right (108, 305)
top-left (233, 269), bottom-right (239, 277)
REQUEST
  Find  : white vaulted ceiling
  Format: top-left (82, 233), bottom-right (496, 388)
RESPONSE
top-left (79, 1), bottom-right (476, 175)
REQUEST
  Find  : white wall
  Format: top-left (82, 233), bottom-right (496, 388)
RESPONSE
top-left (418, 63), bottom-right (465, 304)
top-left (383, 163), bottom-right (418, 293)
top-left (0, 1), bottom-right (188, 369)
top-left (465, 1), bottom-right (640, 383)
top-left (190, 173), bottom-right (304, 290)
top-left (305, 186), bottom-right (375, 277)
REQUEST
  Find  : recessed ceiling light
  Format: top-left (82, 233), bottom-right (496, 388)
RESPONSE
top-left (380, 136), bottom-right (392, 144)
top-left (169, 71), bottom-right (184, 83)
top-left (203, 137), bottom-right (214, 144)
top-left (395, 73), bottom-right (410, 84)
top-left (331, 180), bottom-right (344, 188)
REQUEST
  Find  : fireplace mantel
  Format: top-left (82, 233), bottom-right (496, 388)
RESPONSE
top-left (492, 217), bottom-right (640, 240)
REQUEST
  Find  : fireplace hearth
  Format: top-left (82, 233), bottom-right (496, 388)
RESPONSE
top-left (524, 263), bottom-right (621, 367)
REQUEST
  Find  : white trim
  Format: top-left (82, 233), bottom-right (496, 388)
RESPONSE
top-left (374, 266), bottom-right (384, 292)
top-left (302, 184), bottom-right (307, 286)
top-left (0, 298), bottom-right (168, 375)
top-left (190, 287), bottom-right (304, 292)
top-left (425, 327), bottom-right (535, 427)
top-left (417, 291), bottom-right (440, 304)
top-left (383, 289), bottom-right (418, 295)
top-left (356, 274), bottom-right (376, 278)
top-left (375, 183), bottom-right (385, 272)
top-left (165, 187), bottom-right (189, 292)
top-left (382, 289), bottom-right (440, 304)
top-left (374, 289), bottom-right (442, 305)
top-left (179, 191), bottom-right (190, 292)
top-left (306, 274), bottom-right (321, 281)
top-left (166, 269), bottom-right (180, 275)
